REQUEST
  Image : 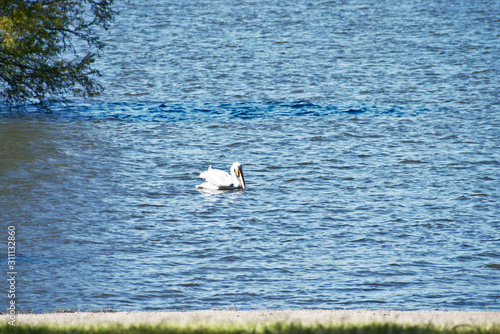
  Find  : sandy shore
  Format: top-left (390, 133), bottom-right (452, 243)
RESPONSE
top-left (4, 310), bottom-right (499, 327)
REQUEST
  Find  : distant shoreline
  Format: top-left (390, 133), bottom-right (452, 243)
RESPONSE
top-left (4, 310), bottom-right (499, 328)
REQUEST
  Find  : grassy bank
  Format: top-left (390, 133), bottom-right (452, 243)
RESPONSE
top-left (2, 323), bottom-right (499, 334)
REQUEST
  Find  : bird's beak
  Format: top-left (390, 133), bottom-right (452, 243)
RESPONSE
top-left (238, 166), bottom-right (246, 189)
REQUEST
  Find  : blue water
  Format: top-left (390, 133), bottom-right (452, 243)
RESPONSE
top-left (1, 0), bottom-right (499, 312)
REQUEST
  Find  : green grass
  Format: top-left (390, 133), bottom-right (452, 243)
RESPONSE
top-left (1, 323), bottom-right (499, 334)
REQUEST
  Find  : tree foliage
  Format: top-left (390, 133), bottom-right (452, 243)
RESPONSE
top-left (0, 0), bottom-right (116, 103)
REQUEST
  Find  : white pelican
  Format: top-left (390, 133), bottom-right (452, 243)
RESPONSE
top-left (196, 162), bottom-right (246, 190)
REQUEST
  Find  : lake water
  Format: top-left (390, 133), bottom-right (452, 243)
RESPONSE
top-left (1, 0), bottom-right (499, 312)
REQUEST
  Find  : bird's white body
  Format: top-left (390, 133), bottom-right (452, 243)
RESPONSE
top-left (197, 162), bottom-right (246, 190)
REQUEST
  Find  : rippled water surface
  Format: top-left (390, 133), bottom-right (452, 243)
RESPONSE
top-left (1, 0), bottom-right (499, 312)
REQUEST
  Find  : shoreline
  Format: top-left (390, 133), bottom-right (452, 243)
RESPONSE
top-left (4, 310), bottom-right (499, 327)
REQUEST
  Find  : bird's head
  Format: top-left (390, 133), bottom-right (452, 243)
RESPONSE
top-left (231, 162), bottom-right (246, 189)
